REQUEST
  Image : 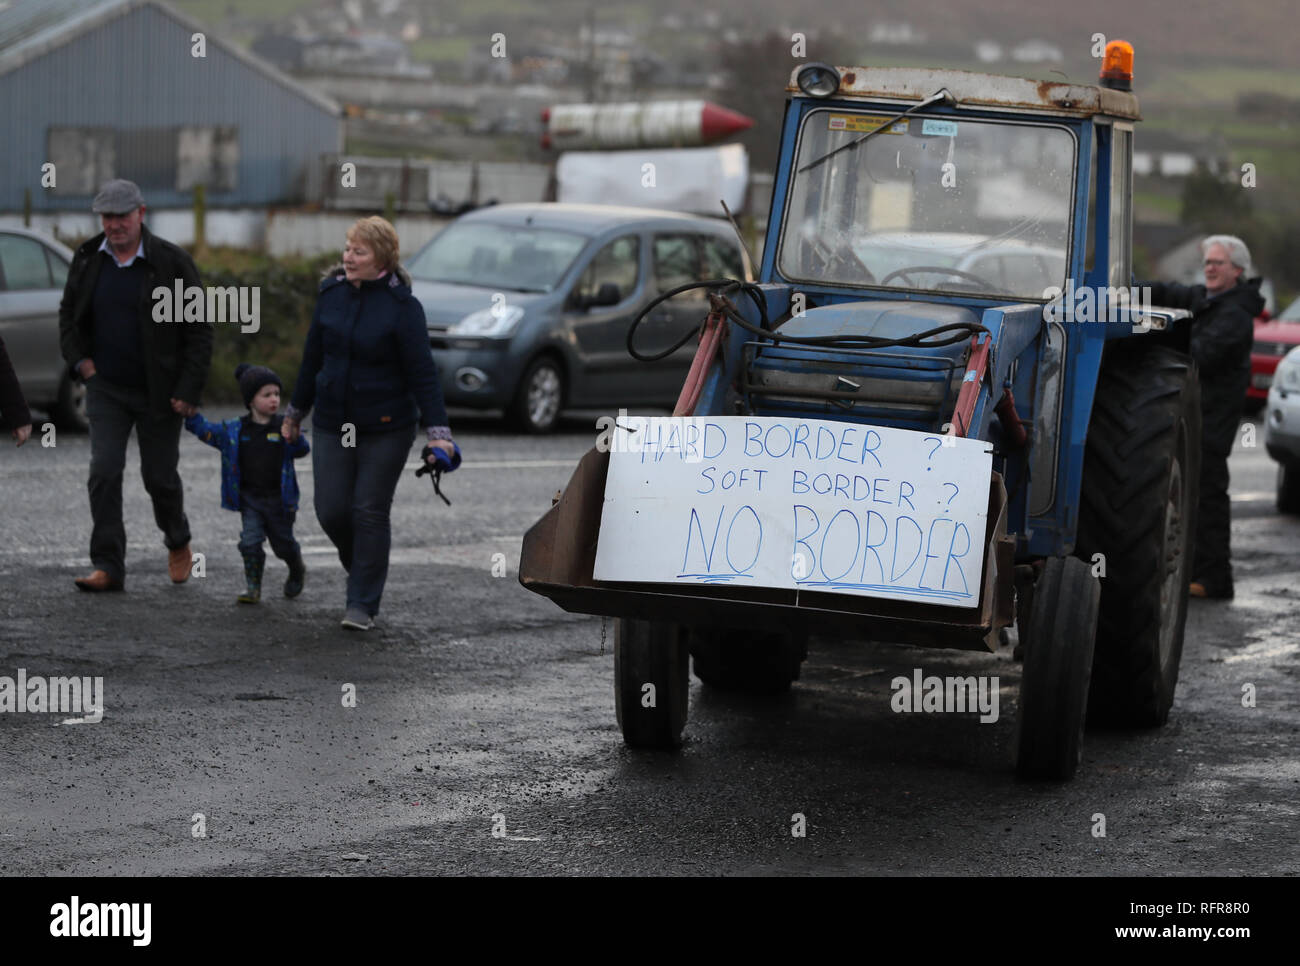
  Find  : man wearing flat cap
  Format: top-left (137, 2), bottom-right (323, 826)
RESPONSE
top-left (58, 179), bottom-right (213, 592)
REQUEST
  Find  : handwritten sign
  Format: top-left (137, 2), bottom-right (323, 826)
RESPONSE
top-left (593, 416), bottom-right (992, 608)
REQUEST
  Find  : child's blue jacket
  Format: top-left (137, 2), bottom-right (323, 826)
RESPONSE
top-left (184, 412), bottom-right (310, 512)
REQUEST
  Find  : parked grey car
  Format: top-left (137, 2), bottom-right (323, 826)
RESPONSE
top-left (0, 226), bottom-right (85, 430)
top-left (407, 203), bottom-right (752, 432)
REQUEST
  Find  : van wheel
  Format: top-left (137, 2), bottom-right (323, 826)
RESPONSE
top-left (615, 618), bottom-right (689, 749)
top-left (509, 356), bottom-right (564, 433)
top-left (52, 371), bottom-right (89, 432)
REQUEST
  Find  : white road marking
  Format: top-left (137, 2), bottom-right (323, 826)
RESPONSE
top-left (1223, 640), bottom-right (1299, 664)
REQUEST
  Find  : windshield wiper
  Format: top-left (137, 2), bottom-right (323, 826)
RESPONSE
top-left (797, 88), bottom-right (957, 175)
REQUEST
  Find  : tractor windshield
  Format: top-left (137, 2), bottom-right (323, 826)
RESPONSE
top-left (777, 109), bottom-right (1075, 301)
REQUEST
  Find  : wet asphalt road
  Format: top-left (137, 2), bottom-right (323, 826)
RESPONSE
top-left (0, 408), bottom-right (1296, 876)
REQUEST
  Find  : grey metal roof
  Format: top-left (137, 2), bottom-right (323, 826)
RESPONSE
top-left (0, 0), bottom-right (339, 115)
top-left (0, 0), bottom-right (117, 57)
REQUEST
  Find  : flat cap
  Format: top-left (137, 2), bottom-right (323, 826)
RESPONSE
top-left (91, 179), bottom-right (145, 214)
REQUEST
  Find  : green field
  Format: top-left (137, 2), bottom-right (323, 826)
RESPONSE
top-left (408, 36), bottom-right (476, 65)
top-left (1145, 65), bottom-right (1300, 106)
top-left (1134, 191), bottom-right (1182, 222)
top-left (169, 0), bottom-right (317, 23)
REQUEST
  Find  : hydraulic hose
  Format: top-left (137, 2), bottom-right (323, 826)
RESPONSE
top-left (627, 278), bottom-right (992, 363)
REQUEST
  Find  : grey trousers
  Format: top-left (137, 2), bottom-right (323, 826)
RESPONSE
top-left (85, 377), bottom-right (190, 582)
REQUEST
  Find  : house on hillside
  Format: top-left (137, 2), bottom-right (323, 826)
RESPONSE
top-left (0, 0), bottom-right (342, 212)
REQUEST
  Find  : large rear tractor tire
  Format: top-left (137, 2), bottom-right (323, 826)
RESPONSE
top-left (689, 628), bottom-right (808, 695)
top-left (1074, 343), bottom-right (1200, 727)
top-left (614, 618), bottom-right (690, 749)
top-left (1016, 556), bottom-right (1101, 780)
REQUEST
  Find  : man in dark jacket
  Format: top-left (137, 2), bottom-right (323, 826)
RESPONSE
top-left (58, 179), bottom-right (213, 592)
top-left (1146, 235), bottom-right (1265, 599)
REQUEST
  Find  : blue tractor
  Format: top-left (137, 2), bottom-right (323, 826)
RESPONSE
top-left (520, 44), bottom-right (1199, 779)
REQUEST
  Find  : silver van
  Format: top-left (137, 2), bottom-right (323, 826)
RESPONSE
top-left (0, 227), bottom-right (85, 429)
top-left (407, 203), bottom-right (752, 432)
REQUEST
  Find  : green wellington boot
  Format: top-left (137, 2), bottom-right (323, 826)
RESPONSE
top-left (237, 552), bottom-right (265, 604)
top-left (283, 551), bottom-right (306, 598)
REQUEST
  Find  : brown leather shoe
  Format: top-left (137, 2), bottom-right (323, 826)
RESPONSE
top-left (168, 544), bottom-right (193, 583)
top-left (74, 570), bottom-right (124, 592)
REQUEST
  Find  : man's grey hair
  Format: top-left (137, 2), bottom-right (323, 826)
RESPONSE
top-left (1202, 235), bottom-right (1253, 276)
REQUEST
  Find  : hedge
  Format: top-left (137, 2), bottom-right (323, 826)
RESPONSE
top-left (194, 248), bottom-right (339, 405)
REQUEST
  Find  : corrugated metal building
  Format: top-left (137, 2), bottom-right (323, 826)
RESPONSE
top-left (0, 0), bottom-right (342, 211)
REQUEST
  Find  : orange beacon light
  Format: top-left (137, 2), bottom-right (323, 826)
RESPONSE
top-left (1100, 40), bottom-right (1135, 91)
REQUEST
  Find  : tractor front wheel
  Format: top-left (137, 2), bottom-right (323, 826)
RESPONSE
top-left (614, 618), bottom-right (690, 749)
top-left (1016, 556), bottom-right (1101, 780)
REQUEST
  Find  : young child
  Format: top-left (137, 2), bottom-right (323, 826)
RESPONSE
top-left (185, 364), bottom-right (310, 603)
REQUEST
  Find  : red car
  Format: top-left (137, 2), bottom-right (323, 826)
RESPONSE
top-left (1248, 296), bottom-right (1300, 414)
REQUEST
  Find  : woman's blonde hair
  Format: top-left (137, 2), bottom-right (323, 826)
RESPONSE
top-left (346, 215), bottom-right (400, 271)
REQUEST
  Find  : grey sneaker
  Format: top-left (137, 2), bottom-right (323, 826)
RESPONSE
top-left (340, 608), bottom-right (374, 631)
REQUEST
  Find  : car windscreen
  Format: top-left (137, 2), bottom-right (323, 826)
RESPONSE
top-left (777, 110), bottom-right (1074, 300)
top-left (407, 222), bottom-right (588, 293)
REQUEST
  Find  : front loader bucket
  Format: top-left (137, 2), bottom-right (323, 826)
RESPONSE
top-left (519, 448), bottom-right (1016, 652)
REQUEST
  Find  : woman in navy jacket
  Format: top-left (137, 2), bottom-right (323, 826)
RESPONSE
top-left (282, 216), bottom-right (458, 630)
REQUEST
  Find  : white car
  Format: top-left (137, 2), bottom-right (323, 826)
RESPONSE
top-left (1264, 344), bottom-right (1300, 513)
top-left (851, 232), bottom-right (1067, 301)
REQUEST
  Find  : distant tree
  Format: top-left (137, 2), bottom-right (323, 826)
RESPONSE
top-left (713, 32), bottom-right (798, 173)
top-left (1179, 162), bottom-right (1253, 231)
top-left (713, 31), bottom-right (857, 173)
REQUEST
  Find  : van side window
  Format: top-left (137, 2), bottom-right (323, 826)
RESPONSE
top-left (0, 234), bottom-right (54, 290)
top-left (575, 235), bottom-right (639, 305)
top-left (653, 235), bottom-right (700, 292)
top-left (700, 235), bottom-right (744, 280)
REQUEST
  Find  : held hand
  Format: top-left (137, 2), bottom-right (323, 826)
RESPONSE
top-left (281, 417), bottom-right (300, 443)
top-left (12, 424), bottom-right (31, 446)
top-left (78, 360), bottom-right (96, 380)
top-left (426, 439), bottom-right (455, 463)
top-left (170, 398), bottom-right (197, 418)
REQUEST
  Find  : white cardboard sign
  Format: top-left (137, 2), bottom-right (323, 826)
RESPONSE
top-left (593, 416), bottom-right (992, 608)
